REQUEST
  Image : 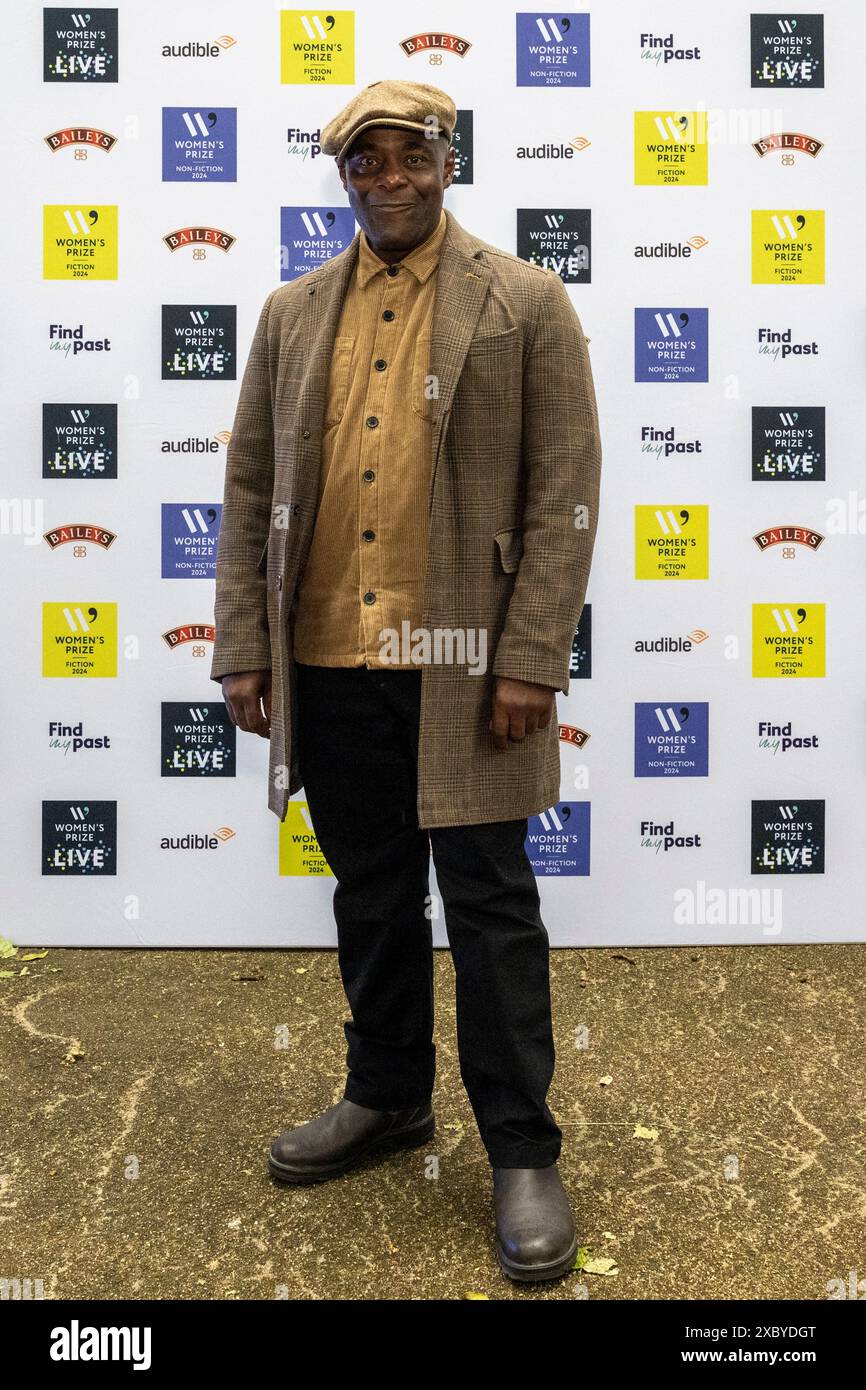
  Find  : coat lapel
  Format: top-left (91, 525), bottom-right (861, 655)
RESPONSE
top-left (428, 212), bottom-right (493, 502)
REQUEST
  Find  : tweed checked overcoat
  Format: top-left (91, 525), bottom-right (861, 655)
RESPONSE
top-left (210, 209), bottom-right (602, 828)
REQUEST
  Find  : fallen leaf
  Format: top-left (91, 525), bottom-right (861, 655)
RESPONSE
top-left (295, 967), bottom-right (308, 974)
top-left (583, 1257), bottom-right (619, 1277)
top-left (598, 1074), bottom-right (613, 1087)
top-left (0, 937), bottom-right (17, 959)
top-left (634, 1124), bottom-right (659, 1141)
top-left (63, 1045), bottom-right (84, 1064)
top-left (21, 950), bottom-right (48, 962)
top-left (573, 1245), bottom-right (591, 1270)
top-left (464, 1291), bottom-right (489, 1300)
top-left (0, 970), bottom-right (15, 979)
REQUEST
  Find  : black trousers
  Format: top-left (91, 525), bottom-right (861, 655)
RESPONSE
top-left (295, 662), bottom-right (562, 1168)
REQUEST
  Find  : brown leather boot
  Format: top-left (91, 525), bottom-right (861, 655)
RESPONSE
top-left (493, 1165), bottom-right (578, 1282)
top-left (268, 1097), bottom-right (435, 1185)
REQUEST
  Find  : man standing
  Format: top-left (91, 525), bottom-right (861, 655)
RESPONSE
top-left (211, 80), bottom-right (602, 1283)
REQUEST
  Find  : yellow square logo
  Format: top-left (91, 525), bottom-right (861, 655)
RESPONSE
top-left (42, 602), bottom-right (118, 677)
top-left (752, 210), bottom-right (825, 284)
top-left (279, 801), bottom-right (334, 876)
top-left (43, 205), bottom-right (118, 280)
top-left (752, 603), bottom-right (825, 677)
top-left (635, 505), bottom-right (709, 579)
top-left (635, 111), bottom-right (708, 185)
top-left (280, 10), bottom-right (355, 84)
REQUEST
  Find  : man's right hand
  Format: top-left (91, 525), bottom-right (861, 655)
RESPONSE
top-left (221, 669), bottom-right (272, 738)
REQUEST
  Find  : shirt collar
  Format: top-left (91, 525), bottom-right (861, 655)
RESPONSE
top-left (356, 209), bottom-right (447, 288)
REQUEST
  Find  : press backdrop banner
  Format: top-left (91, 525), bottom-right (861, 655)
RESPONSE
top-left (4, 2), bottom-right (864, 945)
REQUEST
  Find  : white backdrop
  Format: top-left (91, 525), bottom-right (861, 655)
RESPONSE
top-left (4, 1), bottom-right (864, 946)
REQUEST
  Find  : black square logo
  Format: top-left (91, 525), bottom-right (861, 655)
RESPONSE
top-left (751, 799), bottom-right (824, 874)
top-left (452, 110), bottom-right (473, 184)
top-left (569, 604), bottom-right (592, 678)
top-left (43, 8), bottom-right (118, 83)
top-left (162, 306), bottom-right (236, 381)
top-left (750, 14), bottom-right (824, 87)
top-left (42, 799), bottom-right (117, 875)
top-left (751, 406), bottom-right (825, 481)
top-left (161, 702), bottom-right (236, 777)
top-left (517, 208), bottom-right (591, 283)
top-left (42, 402), bottom-right (118, 479)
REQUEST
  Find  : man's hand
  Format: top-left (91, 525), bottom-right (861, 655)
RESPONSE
top-left (488, 676), bottom-right (556, 751)
top-left (221, 669), bottom-right (272, 738)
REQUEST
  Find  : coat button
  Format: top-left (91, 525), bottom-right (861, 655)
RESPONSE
top-left (386, 265), bottom-right (399, 277)
top-left (365, 415), bottom-right (379, 429)
top-left (374, 359), bottom-right (387, 371)
top-left (363, 591), bottom-right (376, 604)
top-left (362, 528), bottom-right (375, 541)
top-left (277, 574), bottom-right (283, 590)
top-left (363, 469), bottom-right (375, 482)
top-left (382, 309), bottom-right (395, 322)
top-left (302, 428), bottom-right (310, 439)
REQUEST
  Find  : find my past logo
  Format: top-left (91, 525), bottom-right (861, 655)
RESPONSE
top-left (280, 10), bottom-right (355, 84)
top-left (634, 110), bottom-right (708, 185)
top-left (43, 205), bottom-right (117, 280)
top-left (42, 602), bottom-right (117, 677)
top-left (635, 505), bottom-right (709, 579)
top-left (752, 210), bottom-right (825, 284)
top-left (752, 603), bottom-right (825, 678)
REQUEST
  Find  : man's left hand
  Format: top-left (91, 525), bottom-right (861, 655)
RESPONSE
top-left (488, 676), bottom-right (556, 751)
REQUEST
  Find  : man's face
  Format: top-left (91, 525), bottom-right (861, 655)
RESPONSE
top-left (338, 125), bottom-right (455, 255)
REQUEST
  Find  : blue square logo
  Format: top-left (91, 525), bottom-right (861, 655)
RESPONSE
top-left (634, 702), bottom-right (709, 777)
top-left (525, 801), bottom-right (591, 875)
top-left (635, 308), bottom-right (708, 383)
top-left (161, 504), bottom-right (222, 580)
top-left (162, 107), bottom-right (237, 182)
top-left (280, 206), bottom-right (356, 281)
top-left (517, 13), bottom-right (590, 86)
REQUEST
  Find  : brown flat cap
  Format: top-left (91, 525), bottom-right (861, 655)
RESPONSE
top-left (320, 79), bottom-right (457, 162)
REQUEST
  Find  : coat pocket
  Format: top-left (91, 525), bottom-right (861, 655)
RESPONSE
top-left (493, 526), bottom-right (523, 574)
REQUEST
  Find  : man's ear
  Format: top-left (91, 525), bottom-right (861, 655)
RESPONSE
top-left (336, 158), bottom-right (348, 191)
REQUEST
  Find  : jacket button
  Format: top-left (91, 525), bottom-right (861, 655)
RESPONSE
top-left (363, 591), bottom-right (376, 604)
top-left (302, 428), bottom-right (310, 439)
top-left (374, 359), bottom-right (387, 371)
top-left (362, 528), bottom-right (375, 541)
top-left (363, 468), bottom-right (375, 482)
top-left (277, 574), bottom-right (283, 590)
top-left (365, 415), bottom-right (379, 429)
